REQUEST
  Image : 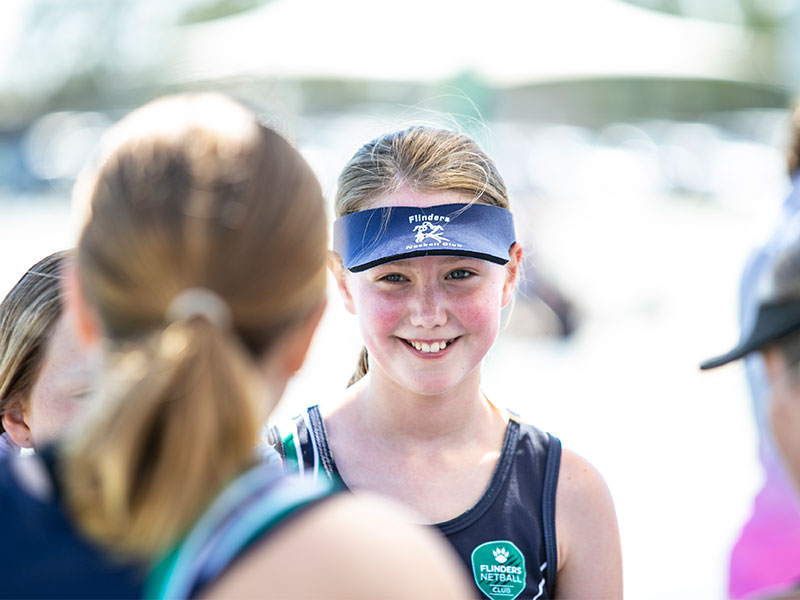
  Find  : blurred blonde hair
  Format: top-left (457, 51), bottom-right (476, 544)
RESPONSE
top-left (0, 250), bottom-right (68, 433)
top-left (334, 125), bottom-right (510, 385)
top-left (63, 94), bottom-right (328, 557)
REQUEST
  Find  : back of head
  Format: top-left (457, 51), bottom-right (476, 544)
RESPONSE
top-left (769, 235), bottom-right (800, 364)
top-left (0, 250), bottom-right (67, 434)
top-left (64, 94), bottom-right (327, 557)
top-left (335, 125), bottom-right (509, 217)
top-left (774, 237), bottom-right (800, 302)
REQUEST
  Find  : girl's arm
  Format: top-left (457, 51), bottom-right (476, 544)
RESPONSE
top-left (554, 449), bottom-right (623, 599)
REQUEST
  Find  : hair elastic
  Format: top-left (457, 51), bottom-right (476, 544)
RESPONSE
top-left (166, 288), bottom-right (232, 329)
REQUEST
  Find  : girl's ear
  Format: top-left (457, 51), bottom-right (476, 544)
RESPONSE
top-left (62, 259), bottom-right (102, 348)
top-left (329, 251), bottom-right (356, 315)
top-left (2, 399), bottom-right (34, 449)
top-left (501, 243), bottom-right (523, 308)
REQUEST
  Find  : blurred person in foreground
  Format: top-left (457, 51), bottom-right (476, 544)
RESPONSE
top-left (0, 250), bottom-right (97, 457)
top-left (701, 231), bottom-right (800, 598)
top-left (723, 99), bottom-right (800, 599)
top-left (0, 93), bottom-right (470, 599)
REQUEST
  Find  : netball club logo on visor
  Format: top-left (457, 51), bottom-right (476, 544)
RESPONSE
top-left (407, 213), bottom-right (463, 250)
top-left (471, 540), bottom-right (526, 600)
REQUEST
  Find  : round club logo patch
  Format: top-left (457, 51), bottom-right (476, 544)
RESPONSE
top-left (470, 540), bottom-right (526, 600)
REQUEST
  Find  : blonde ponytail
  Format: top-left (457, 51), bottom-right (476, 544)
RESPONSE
top-left (64, 318), bottom-right (264, 556)
top-left (64, 318), bottom-right (262, 556)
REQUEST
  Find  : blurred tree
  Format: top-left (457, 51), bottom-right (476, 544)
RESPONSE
top-left (620, 0), bottom-right (797, 92)
top-left (0, 0), bottom-right (273, 125)
top-left (621, 0), bottom-right (797, 27)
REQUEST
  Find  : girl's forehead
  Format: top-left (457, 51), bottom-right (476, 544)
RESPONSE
top-left (369, 187), bottom-right (466, 209)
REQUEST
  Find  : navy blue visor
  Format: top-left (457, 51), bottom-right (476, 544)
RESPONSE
top-left (333, 203), bottom-right (516, 272)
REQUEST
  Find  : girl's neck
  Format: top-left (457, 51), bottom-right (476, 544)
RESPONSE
top-left (344, 368), bottom-right (506, 446)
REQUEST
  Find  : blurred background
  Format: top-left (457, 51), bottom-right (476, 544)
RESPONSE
top-left (2, 0), bottom-right (799, 597)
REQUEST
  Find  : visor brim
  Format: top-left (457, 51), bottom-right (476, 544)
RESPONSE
top-left (700, 300), bottom-right (800, 370)
top-left (334, 203), bottom-right (516, 273)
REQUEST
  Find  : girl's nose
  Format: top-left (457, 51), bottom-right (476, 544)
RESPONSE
top-left (408, 282), bottom-right (447, 328)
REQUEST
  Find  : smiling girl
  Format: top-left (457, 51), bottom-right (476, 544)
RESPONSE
top-left (275, 126), bottom-right (623, 599)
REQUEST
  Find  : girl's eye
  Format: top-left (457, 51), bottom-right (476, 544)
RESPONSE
top-left (446, 269), bottom-right (473, 280)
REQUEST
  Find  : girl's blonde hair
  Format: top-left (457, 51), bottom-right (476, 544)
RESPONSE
top-left (335, 125), bottom-right (509, 217)
top-left (0, 250), bottom-right (68, 433)
top-left (63, 94), bottom-right (328, 557)
top-left (334, 126), bottom-right (510, 385)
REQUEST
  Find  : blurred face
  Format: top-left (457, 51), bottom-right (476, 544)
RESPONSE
top-left (762, 346), bottom-right (800, 490)
top-left (24, 312), bottom-right (97, 447)
top-left (337, 189), bottom-right (519, 397)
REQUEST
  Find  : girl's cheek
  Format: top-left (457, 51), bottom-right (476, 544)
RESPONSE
top-left (357, 295), bottom-right (405, 332)
top-left (456, 286), bottom-right (503, 326)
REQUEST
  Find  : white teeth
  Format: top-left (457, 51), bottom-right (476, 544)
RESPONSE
top-left (409, 340), bottom-right (450, 353)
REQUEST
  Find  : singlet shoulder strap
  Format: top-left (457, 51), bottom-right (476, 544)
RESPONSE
top-left (268, 412), bottom-right (314, 476)
top-left (272, 406), bottom-right (337, 480)
top-left (145, 462), bottom-right (334, 600)
top-left (292, 412), bottom-right (317, 474)
top-left (307, 405), bottom-right (338, 478)
top-left (542, 432), bottom-right (561, 597)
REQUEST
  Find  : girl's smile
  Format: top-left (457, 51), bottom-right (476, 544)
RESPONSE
top-left (401, 337), bottom-right (458, 354)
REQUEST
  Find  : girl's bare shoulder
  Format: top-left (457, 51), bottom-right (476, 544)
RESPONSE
top-left (554, 448), bottom-right (623, 598)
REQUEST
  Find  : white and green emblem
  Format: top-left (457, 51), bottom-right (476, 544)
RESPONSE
top-left (470, 540), bottom-right (526, 600)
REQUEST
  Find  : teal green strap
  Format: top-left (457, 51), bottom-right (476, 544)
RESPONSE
top-left (282, 431), bottom-right (300, 473)
top-left (144, 463), bottom-right (333, 599)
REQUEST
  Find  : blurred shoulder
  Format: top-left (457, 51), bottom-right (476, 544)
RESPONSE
top-left (202, 493), bottom-right (471, 599)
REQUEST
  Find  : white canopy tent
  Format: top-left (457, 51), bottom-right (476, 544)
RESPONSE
top-left (166, 0), bottom-right (770, 87)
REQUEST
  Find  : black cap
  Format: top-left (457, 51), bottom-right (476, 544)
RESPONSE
top-left (700, 300), bottom-right (800, 369)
